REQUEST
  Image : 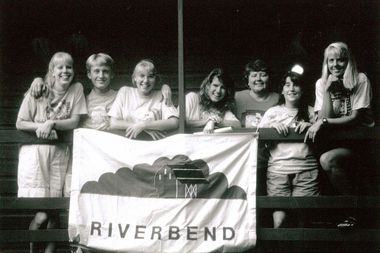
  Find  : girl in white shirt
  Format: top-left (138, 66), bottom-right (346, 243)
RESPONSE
top-left (108, 59), bottom-right (179, 140)
top-left (259, 66), bottom-right (319, 228)
top-left (16, 52), bottom-right (87, 253)
top-left (185, 68), bottom-right (241, 133)
top-left (305, 42), bottom-right (374, 229)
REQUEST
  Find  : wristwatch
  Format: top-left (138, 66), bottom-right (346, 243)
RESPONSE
top-left (322, 118), bottom-right (328, 124)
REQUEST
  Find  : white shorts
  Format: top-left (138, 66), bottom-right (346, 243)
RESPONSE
top-left (17, 144), bottom-right (70, 197)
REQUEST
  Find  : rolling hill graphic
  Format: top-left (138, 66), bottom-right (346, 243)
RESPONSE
top-left (81, 155), bottom-right (246, 199)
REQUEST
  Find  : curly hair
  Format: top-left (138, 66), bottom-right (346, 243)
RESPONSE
top-left (199, 68), bottom-right (236, 114)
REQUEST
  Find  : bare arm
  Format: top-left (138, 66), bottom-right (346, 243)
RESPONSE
top-left (143, 117), bottom-right (179, 131)
top-left (54, 115), bottom-right (81, 130)
top-left (219, 120), bottom-right (241, 128)
top-left (319, 90), bottom-right (335, 118)
top-left (319, 75), bottom-right (341, 118)
top-left (305, 110), bottom-right (360, 142)
top-left (16, 115), bottom-right (80, 139)
top-left (16, 116), bottom-right (81, 131)
top-left (109, 117), bottom-right (138, 130)
top-left (186, 119), bottom-right (209, 128)
top-left (29, 77), bottom-right (46, 98)
top-left (161, 84), bottom-right (173, 106)
top-left (318, 109), bottom-right (360, 126)
top-left (110, 117), bottom-right (179, 131)
top-left (16, 118), bottom-right (44, 131)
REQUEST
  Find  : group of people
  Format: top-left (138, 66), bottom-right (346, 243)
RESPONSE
top-left (16, 41), bottom-right (374, 252)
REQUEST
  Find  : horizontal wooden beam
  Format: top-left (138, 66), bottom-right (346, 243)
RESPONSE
top-left (0, 197), bottom-right (69, 210)
top-left (1, 127), bottom-right (379, 144)
top-left (0, 130), bottom-right (73, 144)
top-left (2, 228), bottom-right (380, 243)
top-left (256, 196), bottom-right (380, 209)
top-left (0, 179), bottom-right (17, 194)
top-left (257, 228), bottom-right (380, 242)
top-left (258, 127), bottom-right (380, 141)
top-left (0, 229), bottom-right (69, 243)
top-left (1, 196), bottom-right (380, 210)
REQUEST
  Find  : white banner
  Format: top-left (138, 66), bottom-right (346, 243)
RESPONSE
top-left (69, 129), bottom-right (257, 252)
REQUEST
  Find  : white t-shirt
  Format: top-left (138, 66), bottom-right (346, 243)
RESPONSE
top-left (314, 73), bottom-right (374, 126)
top-left (81, 89), bottom-right (117, 130)
top-left (18, 82), bottom-right (88, 122)
top-left (108, 86), bottom-right (179, 122)
top-left (185, 92), bottom-right (239, 122)
top-left (259, 105), bottom-right (318, 174)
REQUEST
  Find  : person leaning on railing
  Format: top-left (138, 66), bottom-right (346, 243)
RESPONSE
top-left (235, 59), bottom-right (279, 128)
top-left (108, 59), bottom-right (179, 140)
top-left (305, 42), bottom-right (375, 230)
top-left (15, 52), bottom-right (88, 253)
top-left (258, 65), bottom-right (319, 228)
top-left (185, 67), bottom-right (241, 134)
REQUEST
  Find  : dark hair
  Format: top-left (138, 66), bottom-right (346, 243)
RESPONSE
top-left (278, 71), bottom-right (310, 122)
top-left (199, 68), bottom-right (236, 114)
top-left (243, 59), bottom-right (270, 85)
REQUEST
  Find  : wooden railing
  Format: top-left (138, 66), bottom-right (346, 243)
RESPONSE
top-left (0, 128), bottom-right (379, 252)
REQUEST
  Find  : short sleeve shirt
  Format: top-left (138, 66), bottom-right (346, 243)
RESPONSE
top-left (185, 92), bottom-right (239, 122)
top-left (314, 73), bottom-right (374, 126)
top-left (81, 89), bottom-right (117, 130)
top-left (108, 86), bottom-right (179, 122)
top-left (259, 105), bottom-right (318, 174)
top-left (235, 90), bottom-right (279, 127)
top-left (18, 82), bottom-right (87, 123)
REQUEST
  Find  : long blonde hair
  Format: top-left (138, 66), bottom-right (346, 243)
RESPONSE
top-left (321, 42), bottom-right (358, 91)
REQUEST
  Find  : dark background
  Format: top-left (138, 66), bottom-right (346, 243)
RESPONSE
top-left (0, 0), bottom-right (379, 123)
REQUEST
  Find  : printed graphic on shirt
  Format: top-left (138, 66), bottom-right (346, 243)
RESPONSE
top-left (242, 110), bottom-right (265, 128)
top-left (89, 106), bottom-right (109, 125)
top-left (330, 89), bottom-right (351, 117)
top-left (46, 99), bottom-right (72, 120)
top-left (201, 110), bottom-right (222, 121)
top-left (132, 107), bottom-right (162, 122)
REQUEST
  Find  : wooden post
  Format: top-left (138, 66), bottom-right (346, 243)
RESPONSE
top-left (177, 0), bottom-right (186, 133)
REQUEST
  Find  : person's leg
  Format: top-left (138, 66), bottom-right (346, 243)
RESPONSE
top-left (293, 169), bottom-right (320, 227)
top-left (320, 148), bottom-right (358, 229)
top-left (267, 171), bottom-right (291, 228)
top-left (44, 212), bottom-right (59, 253)
top-left (319, 148), bottom-right (354, 195)
top-left (29, 212), bottom-right (48, 253)
top-left (273, 210), bottom-right (286, 228)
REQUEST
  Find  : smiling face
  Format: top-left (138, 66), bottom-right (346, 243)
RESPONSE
top-left (327, 52), bottom-right (348, 78)
top-left (52, 58), bottom-right (74, 91)
top-left (248, 71), bottom-right (269, 94)
top-left (282, 76), bottom-right (302, 106)
top-left (207, 76), bottom-right (226, 102)
top-left (133, 65), bottom-right (156, 96)
top-left (88, 63), bottom-right (113, 93)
